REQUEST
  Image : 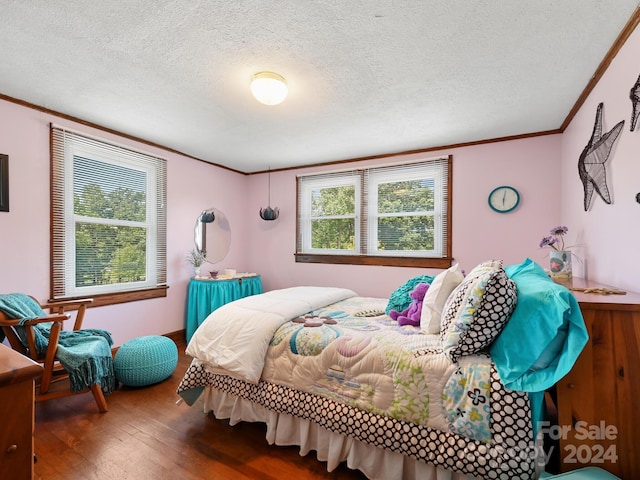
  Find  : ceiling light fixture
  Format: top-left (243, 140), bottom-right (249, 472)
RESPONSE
top-left (250, 71), bottom-right (288, 106)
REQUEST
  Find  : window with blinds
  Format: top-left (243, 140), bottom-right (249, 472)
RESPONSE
top-left (296, 156), bottom-right (451, 268)
top-left (51, 125), bottom-right (167, 303)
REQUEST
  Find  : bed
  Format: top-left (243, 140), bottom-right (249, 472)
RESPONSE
top-left (177, 259), bottom-right (589, 480)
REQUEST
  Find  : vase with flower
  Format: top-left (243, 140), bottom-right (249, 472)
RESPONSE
top-left (186, 249), bottom-right (206, 278)
top-left (539, 226), bottom-right (578, 279)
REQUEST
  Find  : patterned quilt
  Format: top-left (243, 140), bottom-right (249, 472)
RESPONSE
top-left (262, 296), bottom-right (494, 442)
top-left (178, 294), bottom-right (537, 479)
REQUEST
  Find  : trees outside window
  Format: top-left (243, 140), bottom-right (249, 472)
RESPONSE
top-left (51, 127), bottom-right (167, 306)
top-left (296, 156), bottom-right (451, 268)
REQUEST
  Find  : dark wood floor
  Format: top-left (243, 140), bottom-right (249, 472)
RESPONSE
top-left (33, 339), bottom-right (367, 480)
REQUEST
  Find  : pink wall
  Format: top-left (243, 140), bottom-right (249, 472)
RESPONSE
top-left (0, 100), bottom-right (251, 346)
top-left (561, 25), bottom-right (640, 292)
top-left (10, 35), bottom-right (638, 346)
top-left (246, 135), bottom-right (563, 298)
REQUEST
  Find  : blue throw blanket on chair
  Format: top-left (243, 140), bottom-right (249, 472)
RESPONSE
top-left (0, 293), bottom-right (116, 395)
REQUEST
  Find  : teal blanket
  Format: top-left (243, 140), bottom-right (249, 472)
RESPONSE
top-left (491, 259), bottom-right (589, 435)
top-left (0, 293), bottom-right (116, 395)
top-left (385, 274), bottom-right (435, 314)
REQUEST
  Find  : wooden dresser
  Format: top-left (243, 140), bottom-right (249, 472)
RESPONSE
top-left (554, 277), bottom-right (640, 478)
top-left (0, 344), bottom-right (43, 480)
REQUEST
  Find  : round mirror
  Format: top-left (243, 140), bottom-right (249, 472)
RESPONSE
top-left (194, 208), bottom-right (231, 264)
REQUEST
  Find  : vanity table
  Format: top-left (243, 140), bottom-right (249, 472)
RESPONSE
top-left (185, 275), bottom-right (262, 342)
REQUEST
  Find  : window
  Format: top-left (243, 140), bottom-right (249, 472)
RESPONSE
top-left (296, 156), bottom-right (451, 268)
top-left (51, 126), bottom-right (167, 306)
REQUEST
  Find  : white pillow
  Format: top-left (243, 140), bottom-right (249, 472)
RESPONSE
top-left (420, 263), bottom-right (464, 334)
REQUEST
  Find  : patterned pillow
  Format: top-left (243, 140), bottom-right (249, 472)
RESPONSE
top-left (440, 260), bottom-right (517, 362)
top-left (439, 260), bottom-right (501, 334)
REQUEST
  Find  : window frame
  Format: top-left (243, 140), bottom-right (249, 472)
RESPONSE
top-left (299, 174), bottom-right (360, 255)
top-left (50, 125), bottom-right (168, 307)
top-left (295, 155), bottom-right (452, 268)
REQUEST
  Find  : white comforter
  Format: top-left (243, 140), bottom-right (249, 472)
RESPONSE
top-left (185, 286), bottom-right (356, 383)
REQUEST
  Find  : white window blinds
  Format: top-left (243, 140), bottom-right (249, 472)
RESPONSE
top-left (51, 125), bottom-right (167, 299)
top-left (297, 157), bottom-right (449, 259)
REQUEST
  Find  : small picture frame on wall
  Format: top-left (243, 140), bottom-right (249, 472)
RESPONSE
top-left (0, 154), bottom-right (8, 212)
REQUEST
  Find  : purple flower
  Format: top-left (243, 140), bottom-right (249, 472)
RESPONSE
top-left (539, 236), bottom-right (555, 249)
top-left (550, 226), bottom-right (568, 236)
top-left (540, 226), bottom-right (569, 251)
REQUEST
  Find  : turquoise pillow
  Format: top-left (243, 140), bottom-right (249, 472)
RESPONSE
top-left (490, 258), bottom-right (588, 392)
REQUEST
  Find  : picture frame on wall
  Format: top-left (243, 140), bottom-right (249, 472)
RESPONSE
top-left (0, 154), bottom-right (8, 212)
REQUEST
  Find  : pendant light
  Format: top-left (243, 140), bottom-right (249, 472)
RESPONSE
top-left (259, 168), bottom-right (279, 221)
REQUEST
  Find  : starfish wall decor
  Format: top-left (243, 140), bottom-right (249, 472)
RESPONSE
top-left (578, 102), bottom-right (625, 211)
top-left (630, 73), bottom-right (640, 131)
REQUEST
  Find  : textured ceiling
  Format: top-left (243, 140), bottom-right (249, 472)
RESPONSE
top-left (1, 1), bottom-right (638, 173)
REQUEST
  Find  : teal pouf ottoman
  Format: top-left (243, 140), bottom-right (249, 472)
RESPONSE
top-left (539, 467), bottom-right (620, 479)
top-left (115, 335), bottom-right (178, 387)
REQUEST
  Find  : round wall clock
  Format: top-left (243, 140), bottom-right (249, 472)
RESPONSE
top-left (488, 185), bottom-right (520, 213)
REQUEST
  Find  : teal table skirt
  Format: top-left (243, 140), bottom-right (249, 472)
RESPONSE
top-left (185, 275), bottom-right (263, 343)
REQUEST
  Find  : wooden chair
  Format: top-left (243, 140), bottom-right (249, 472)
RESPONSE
top-left (0, 296), bottom-right (109, 413)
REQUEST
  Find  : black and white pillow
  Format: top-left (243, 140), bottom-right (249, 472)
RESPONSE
top-left (440, 260), bottom-right (517, 362)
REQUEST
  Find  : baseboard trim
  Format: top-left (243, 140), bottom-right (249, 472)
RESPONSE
top-left (164, 330), bottom-right (186, 345)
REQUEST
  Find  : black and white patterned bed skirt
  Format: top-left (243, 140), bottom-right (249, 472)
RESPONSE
top-left (178, 362), bottom-right (537, 479)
